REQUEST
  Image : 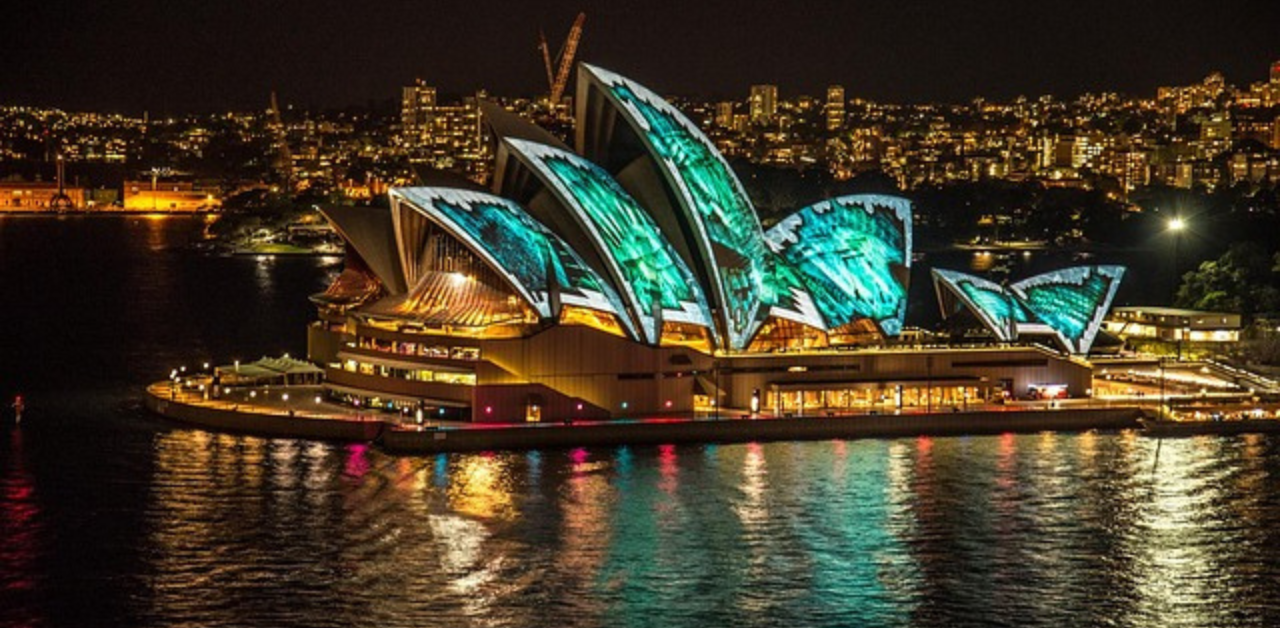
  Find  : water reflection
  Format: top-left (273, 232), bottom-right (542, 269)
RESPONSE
top-left (1127, 436), bottom-right (1274, 627)
top-left (736, 441), bottom-right (768, 525)
top-left (447, 454), bottom-right (515, 521)
top-left (0, 430), bottom-right (43, 626)
top-left (734, 441), bottom-right (770, 599)
top-left (344, 443), bottom-right (370, 479)
top-left (6, 426), bottom-right (1280, 628)
top-left (253, 254), bottom-right (276, 294)
top-left (555, 446), bottom-right (615, 617)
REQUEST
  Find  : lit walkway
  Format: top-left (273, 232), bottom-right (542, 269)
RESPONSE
top-left (147, 381), bottom-right (468, 429)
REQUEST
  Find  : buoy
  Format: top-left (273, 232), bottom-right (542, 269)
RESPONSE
top-left (12, 395), bottom-right (25, 425)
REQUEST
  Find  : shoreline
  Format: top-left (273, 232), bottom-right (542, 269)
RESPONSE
top-left (380, 407), bottom-right (1149, 454)
top-left (143, 383), bottom-right (385, 442)
top-left (144, 381), bottom-right (1152, 453)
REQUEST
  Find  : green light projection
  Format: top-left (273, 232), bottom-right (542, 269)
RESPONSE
top-left (504, 138), bottom-right (714, 345)
top-left (958, 279), bottom-right (1031, 339)
top-left (591, 65), bottom-right (767, 350)
top-left (934, 265), bottom-right (1125, 353)
top-left (1012, 266), bottom-right (1125, 354)
top-left (393, 188), bottom-right (634, 337)
top-left (932, 268), bottom-right (1026, 342)
top-left (765, 195), bottom-right (912, 336)
top-left (759, 251), bottom-right (827, 330)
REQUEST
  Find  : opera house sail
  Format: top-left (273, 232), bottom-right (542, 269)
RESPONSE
top-left (764, 195), bottom-right (913, 339)
top-left (577, 64), bottom-right (769, 350)
top-left (932, 266), bottom-right (1125, 354)
top-left (307, 63), bottom-right (1123, 423)
top-left (499, 138), bottom-right (715, 347)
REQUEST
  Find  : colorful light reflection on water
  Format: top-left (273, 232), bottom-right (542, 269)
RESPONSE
top-left (8, 425), bottom-right (1280, 627)
top-left (3, 217), bottom-right (1279, 627)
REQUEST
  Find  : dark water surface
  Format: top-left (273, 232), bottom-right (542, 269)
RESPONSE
top-left (2, 216), bottom-right (1279, 628)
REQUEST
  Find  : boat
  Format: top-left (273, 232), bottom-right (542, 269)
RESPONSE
top-left (1139, 417), bottom-right (1280, 437)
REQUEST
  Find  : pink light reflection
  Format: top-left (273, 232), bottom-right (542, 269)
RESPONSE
top-left (659, 444), bottom-right (678, 493)
top-left (2, 430), bottom-right (42, 596)
top-left (344, 443), bottom-right (369, 478)
top-left (917, 435), bottom-right (933, 453)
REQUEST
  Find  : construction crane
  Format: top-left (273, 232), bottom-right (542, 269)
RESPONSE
top-left (538, 12), bottom-right (585, 106)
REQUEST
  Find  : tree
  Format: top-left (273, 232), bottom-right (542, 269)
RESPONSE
top-left (1175, 242), bottom-right (1280, 317)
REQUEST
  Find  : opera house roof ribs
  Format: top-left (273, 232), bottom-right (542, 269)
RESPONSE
top-left (322, 64), bottom-right (942, 352)
top-left (309, 63), bottom-right (1124, 422)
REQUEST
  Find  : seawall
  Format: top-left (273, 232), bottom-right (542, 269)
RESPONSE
top-left (381, 407), bottom-right (1146, 454)
top-left (144, 390), bottom-right (384, 442)
top-left (145, 382), bottom-right (1146, 453)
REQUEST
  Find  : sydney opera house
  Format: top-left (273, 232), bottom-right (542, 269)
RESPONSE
top-left (306, 64), bottom-right (1124, 423)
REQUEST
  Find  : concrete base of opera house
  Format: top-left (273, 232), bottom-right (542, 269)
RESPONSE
top-left (145, 381), bottom-right (1148, 453)
top-left (379, 407), bottom-right (1148, 454)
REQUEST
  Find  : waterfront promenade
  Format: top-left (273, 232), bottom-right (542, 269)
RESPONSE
top-left (145, 382), bottom-right (389, 441)
top-left (145, 380), bottom-right (1149, 453)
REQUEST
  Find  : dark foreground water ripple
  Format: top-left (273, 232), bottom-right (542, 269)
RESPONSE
top-left (2, 216), bottom-right (1280, 628)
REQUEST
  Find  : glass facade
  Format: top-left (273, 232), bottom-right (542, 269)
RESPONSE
top-left (764, 195), bottom-right (912, 336)
top-left (502, 138), bottom-right (714, 345)
top-left (354, 335), bottom-right (481, 361)
top-left (588, 64), bottom-right (767, 350)
top-left (340, 359), bottom-right (476, 386)
top-left (767, 385), bottom-right (989, 416)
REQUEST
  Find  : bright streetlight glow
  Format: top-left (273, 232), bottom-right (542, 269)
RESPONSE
top-left (1168, 217), bottom-right (1185, 231)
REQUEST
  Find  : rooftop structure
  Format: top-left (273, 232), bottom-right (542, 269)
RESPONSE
top-left (933, 266), bottom-right (1125, 354)
top-left (497, 137), bottom-right (714, 346)
top-left (578, 64), bottom-right (773, 350)
top-left (308, 64), bottom-right (1120, 423)
top-left (1104, 306), bottom-right (1242, 343)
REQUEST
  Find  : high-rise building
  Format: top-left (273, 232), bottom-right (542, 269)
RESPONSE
top-left (825, 85), bottom-right (845, 132)
top-left (1200, 111), bottom-right (1232, 142)
top-left (401, 79), bottom-right (437, 146)
top-left (715, 102), bottom-right (736, 129)
top-left (1271, 60), bottom-right (1280, 84)
top-left (748, 84), bottom-right (777, 124)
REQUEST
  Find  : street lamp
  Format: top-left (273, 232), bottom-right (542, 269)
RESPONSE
top-left (1167, 216), bottom-right (1185, 306)
top-left (1159, 357), bottom-right (1166, 419)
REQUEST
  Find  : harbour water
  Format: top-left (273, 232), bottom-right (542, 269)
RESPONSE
top-left (2, 216), bottom-right (1278, 627)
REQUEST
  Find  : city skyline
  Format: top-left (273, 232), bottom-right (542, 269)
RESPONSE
top-left (6, 5), bottom-right (1280, 628)
top-left (6, 0), bottom-right (1279, 113)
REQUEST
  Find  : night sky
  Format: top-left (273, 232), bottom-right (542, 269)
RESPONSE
top-left (7, 0), bottom-right (1279, 113)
